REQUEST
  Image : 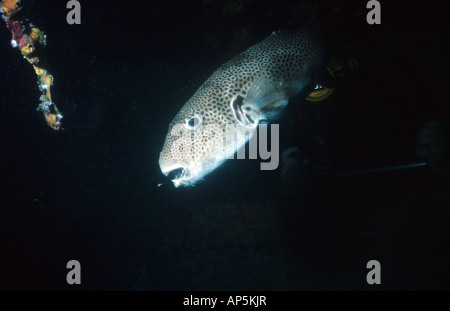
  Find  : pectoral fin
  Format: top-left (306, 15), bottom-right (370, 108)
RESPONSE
top-left (243, 77), bottom-right (288, 120)
top-left (231, 95), bottom-right (260, 128)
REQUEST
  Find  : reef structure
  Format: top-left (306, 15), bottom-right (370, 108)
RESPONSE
top-left (1, 0), bottom-right (62, 130)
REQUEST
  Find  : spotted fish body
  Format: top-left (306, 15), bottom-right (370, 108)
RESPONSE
top-left (159, 28), bottom-right (325, 187)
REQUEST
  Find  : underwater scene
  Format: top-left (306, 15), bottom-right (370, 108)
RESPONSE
top-left (0, 0), bottom-right (449, 291)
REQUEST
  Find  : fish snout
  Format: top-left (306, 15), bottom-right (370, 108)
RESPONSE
top-left (162, 165), bottom-right (191, 187)
top-left (166, 167), bottom-right (186, 181)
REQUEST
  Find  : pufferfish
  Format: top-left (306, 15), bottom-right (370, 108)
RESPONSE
top-left (159, 27), bottom-right (325, 187)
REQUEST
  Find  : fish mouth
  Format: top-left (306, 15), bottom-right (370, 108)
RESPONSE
top-left (164, 167), bottom-right (190, 187)
top-left (167, 167), bottom-right (185, 181)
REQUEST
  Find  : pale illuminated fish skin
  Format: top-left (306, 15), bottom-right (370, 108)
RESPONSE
top-left (159, 28), bottom-right (325, 187)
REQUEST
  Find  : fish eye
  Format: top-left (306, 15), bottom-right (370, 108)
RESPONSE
top-left (185, 114), bottom-right (202, 131)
